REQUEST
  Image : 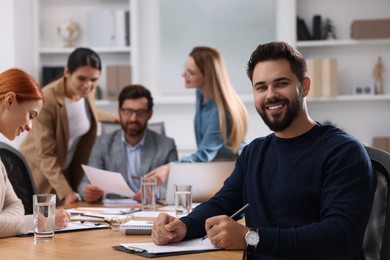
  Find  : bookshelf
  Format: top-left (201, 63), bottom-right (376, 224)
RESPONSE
top-left (294, 0), bottom-right (390, 97)
top-left (32, 0), bottom-right (139, 99)
top-left (277, 0), bottom-right (390, 146)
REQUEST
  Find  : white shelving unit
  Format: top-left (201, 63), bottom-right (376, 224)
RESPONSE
top-left (297, 39), bottom-right (390, 48)
top-left (32, 0), bottom-right (139, 99)
top-left (295, 0), bottom-right (390, 97)
top-left (274, 0), bottom-right (390, 146)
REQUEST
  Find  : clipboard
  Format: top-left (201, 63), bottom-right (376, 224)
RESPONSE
top-left (19, 221), bottom-right (109, 237)
top-left (112, 245), bottom-right (221, 258)
top-left (113, 238), bottom-right (221, 258)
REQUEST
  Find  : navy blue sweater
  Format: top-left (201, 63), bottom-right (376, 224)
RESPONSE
top-left (181, 124), bottom-right (376, 259)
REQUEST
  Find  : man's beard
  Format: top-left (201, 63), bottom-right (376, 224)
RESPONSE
top-left (257, 90), bottom-right (303, 132)
top-left (121, 121), bottom-right (147, 137)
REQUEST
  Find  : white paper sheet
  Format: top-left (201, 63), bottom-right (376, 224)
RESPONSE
top-left (68, 207), bottom-right (140, 215)
top-left (24, 221), bottom-right (109, 235)
top-left (120, 238), bottom-right (220, 254)
top-left (82, 164), bottom-right (135, 197)
top-left (158, 203), bottom-right (201, 211)
top-left (132, 211), bottom-right (176, 218)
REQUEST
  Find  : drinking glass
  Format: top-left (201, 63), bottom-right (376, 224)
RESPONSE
top-left (174, 184), bottom-right (192, 217)
top-left (141, 177), bottom-right (156, 211)
top-left (33, 194), bottom-right (56, 243)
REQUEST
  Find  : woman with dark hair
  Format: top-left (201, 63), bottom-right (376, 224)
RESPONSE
top-left (0, 68), bottom-right (70, 237)
top-left (20, 47), bottom-right (117, 205)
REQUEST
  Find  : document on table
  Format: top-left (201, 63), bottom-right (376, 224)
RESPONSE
top-left (68, 207), bottom-right (140, 215)
top-left (22, 221), bottom-right (109, 236)
top-left (82, 164), bottom-right (135, 197)
top-left (131, 211), bottom-right (176, 218)
top-left (68, 207), bottom-right (140, 222)
top-left (114, 238), bottom-right (221, 257)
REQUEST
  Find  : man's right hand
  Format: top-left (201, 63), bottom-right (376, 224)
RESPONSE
top-left (151, 213), bottom-right (187, 245)
top-left (82, 184), bottom-right (104, 202)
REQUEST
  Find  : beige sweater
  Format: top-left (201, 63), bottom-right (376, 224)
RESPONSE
top-left (0, 161), bottom-right (33, 237)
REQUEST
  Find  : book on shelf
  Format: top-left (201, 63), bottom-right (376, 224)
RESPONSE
top-left (306, 58), bottom-right (338, 97)
top-left (125, 11), bottom-right (130, 46)
top-left (321, 58), bottom-right (338, 96)
top-left (115, 9), bottom-right (129, 47)
top-left (86, 9), bottom-right (130, 47)
top-left (306, 58), bottom-right (322, 97)
top-left (106, 64), bottom-right (132, 100)
top-left (120, 220), bottom-right (153, 235)
top-left (297, 17), bottom-right (311, 41)
top-left (312, 15), bottom-right (322, 40)
top-left (42, 66), bottom-right (64, 87)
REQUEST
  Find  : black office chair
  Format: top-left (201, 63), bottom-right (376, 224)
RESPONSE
top-left (0, 142), bottom-right (36, 215)
top-left (363, 146), bottom-right (390, 260)
top-left (100, 121), bottom-right (166, 136)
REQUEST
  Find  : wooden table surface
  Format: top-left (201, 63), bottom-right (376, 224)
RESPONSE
top-left (0, 202), bottom-right (243, 260)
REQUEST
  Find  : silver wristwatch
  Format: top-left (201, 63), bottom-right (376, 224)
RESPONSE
top-left (244, 227), bottom-right (259, 252)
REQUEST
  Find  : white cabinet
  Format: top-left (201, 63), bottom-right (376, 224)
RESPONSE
top-left (294, 0), bottom-right (390, 99)
top-left (32, 0), bottom-right (139, 99)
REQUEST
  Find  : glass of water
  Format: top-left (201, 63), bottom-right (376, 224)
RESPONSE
top-left (33, 194), bottom-right (56, 243)
top-left (174, 184), bottom-right (192, 217)
top-left (141, 177), bottom-right (157, 211)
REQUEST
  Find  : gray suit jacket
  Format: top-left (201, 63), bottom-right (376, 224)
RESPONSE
top-left (77, 128), bottom-right (178, 200)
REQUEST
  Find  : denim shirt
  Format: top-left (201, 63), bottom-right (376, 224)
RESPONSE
top-left (180, 90), bottom-right (238, 162)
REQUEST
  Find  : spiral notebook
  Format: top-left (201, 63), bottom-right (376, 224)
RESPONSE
top-left (120, 220), bottom-right (153, 235)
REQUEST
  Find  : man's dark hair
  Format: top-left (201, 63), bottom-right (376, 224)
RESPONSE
top-left (246, 41), bottom-right (307, 83)
top-left (118, 84), bottom-right (154, 110)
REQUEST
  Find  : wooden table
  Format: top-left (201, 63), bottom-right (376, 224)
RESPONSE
top-left (0, 203), bottom-right (243, 259)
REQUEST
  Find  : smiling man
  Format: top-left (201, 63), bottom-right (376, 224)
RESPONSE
top-left (77, 84), bottom-right (178, 203)
top-left (151, 42), bottom-right (376, 260)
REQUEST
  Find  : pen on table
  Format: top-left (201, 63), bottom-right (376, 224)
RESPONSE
top-left (81, 213), bottom-right (105, 219)
top-left (201, 203), bottom-right (250, 241)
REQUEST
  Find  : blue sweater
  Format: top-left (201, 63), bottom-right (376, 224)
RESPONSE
top-left (181, 124), bottom-right (376, 259)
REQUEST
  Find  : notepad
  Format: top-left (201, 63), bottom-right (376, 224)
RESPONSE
top-left (120, 220), bottom-right (153, 235)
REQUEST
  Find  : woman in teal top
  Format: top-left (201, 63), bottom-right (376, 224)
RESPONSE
top-left (146, 46), bottom-right (248, 184)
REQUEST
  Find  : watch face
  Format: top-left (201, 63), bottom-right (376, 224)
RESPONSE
top-left (246, 231), bottom-right (259, 246)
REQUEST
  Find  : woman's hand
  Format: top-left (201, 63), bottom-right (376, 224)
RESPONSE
top-left (55, 209), bottom-right (71, 230)
top-left (64, 191), bottom-right (80, 205)
top-left (144, 164), bottom-right (171, 186)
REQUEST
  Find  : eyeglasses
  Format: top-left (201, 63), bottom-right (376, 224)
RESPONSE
top-left (80, 215), bottom-right (135, 232)
top-left (105, 215), bottom-right (136, 232)
top-left (182, 64), bottom-right (201, 78)
top-left (120, 108), bottom-right (150, 118)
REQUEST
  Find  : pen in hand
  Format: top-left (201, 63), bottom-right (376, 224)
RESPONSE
top-left (201, 203), bottom-right (250, 241)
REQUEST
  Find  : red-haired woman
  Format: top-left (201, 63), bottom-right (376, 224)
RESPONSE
top-left (0, 68), bottom-right (70, 238)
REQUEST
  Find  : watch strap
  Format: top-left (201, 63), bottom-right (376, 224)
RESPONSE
top-left (245, 227), bottom-right (259, 252)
